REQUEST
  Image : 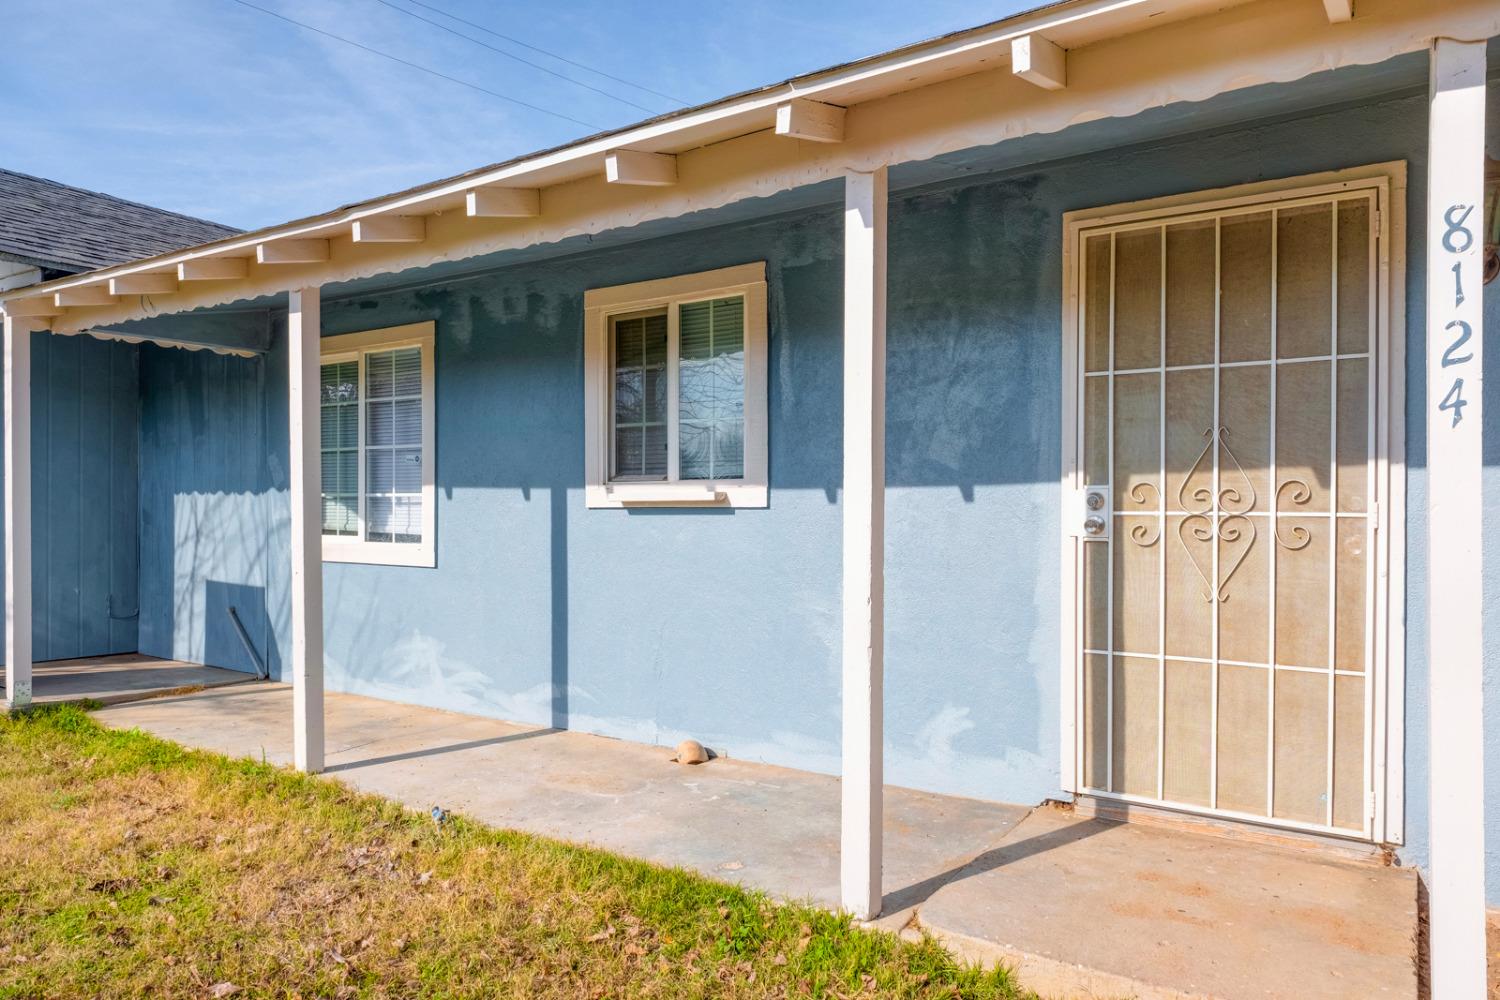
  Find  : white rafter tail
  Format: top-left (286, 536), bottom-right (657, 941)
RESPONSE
top-left (109, 273), bottom-right (178, 295)
top-left (1322, 0), bottom-right (1353, 22)
top-left (2, 297), bottom-right (60, 318)
top-left (352, 216), bottom-right (426, 244)
top-left (775, 99), bottom-right (846, 143)
top-left (178, 258), bottom-right (250, 282)
top-left (257, 239), bottom-right (330, 265)
top-left (604, 149), bottom-right (677, 186)
top-left (54, 286), bottom-right (117, 308)
top-left (466, 187), bottom-right (541, 218)
top-left (1011, 34), bottom-right (1067, 90)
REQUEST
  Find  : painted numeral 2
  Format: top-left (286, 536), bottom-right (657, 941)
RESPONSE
top-left (1441, 320), bottom-right (1473, 367)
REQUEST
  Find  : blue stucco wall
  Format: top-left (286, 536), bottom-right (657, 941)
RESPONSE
top-left (137, 343), bottom-right (282, 677)
top-left (1481, 75), bottom-right (1500, 915)
top-left (0, 333), bottom-right (139, 663)
top-left (134, 73), bottom-right (1494, 892)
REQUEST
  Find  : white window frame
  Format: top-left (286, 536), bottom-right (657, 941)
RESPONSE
top-left (319, 321), bottom-right (437, 567)
top-left (584, 262), bottom-right (768, 508)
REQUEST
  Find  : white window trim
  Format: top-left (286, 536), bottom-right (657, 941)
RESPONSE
top-left (584, 261), bottom-right (768, 509)
top-left (319, 321), bottom-right (437, 567)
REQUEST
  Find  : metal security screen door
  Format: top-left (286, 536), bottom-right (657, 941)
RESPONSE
top-left (1064, 174), bottom-right (1398, 840)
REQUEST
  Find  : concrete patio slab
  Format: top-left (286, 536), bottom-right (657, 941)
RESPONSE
top-left (4, 653), bottom-right (257, 706)
top-left (910, 806), bottom-right (1418, 1000)
top-left (93, 683), bottom-right (1420, 1000)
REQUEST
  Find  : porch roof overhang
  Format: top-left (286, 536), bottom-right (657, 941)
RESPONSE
top-left (2, 0), bottom-right (1496, 348)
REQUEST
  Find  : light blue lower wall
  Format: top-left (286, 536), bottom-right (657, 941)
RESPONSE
top-left (0, 333), bottom-right (139, 663)
top-left (133, 72), bottom-right (1500, 899)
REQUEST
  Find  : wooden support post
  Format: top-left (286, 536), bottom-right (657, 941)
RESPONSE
top-left (288, 288), bottom-right (324, 773)
top-left (2, 312), bottom-right (32, 711)
top-left (841, 167), bottom-right (886, 920)
top-left (1425, 36), bottom-right (1486, 998)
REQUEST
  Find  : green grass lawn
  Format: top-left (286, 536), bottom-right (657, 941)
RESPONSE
top-left (0, 705), bottom-right (1036, 999)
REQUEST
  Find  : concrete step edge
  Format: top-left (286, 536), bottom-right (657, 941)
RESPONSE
top-left (913, 918), bottom-right (1222, 1000)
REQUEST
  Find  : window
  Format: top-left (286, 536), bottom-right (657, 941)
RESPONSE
top-left (319, 322), bottom-right (436, 566)
top-left (584, 262), bottom-right (767, 508)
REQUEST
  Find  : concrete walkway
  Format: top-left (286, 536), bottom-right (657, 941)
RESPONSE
top-left (4, 653), bottom-right (255, 706)
top-left (93, 684), bottom-right (1419, 1000)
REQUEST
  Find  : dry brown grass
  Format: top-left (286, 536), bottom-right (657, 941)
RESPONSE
top-left (0, 706), bottom-right (1034, 1000)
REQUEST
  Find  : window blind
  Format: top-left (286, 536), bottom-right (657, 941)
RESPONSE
top-left (612, 312), bottom-right (668, 479)
top-left (365, 346), bottom-right (423, 544)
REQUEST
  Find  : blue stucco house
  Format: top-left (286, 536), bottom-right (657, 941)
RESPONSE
top-left (3, 0), bottom-right (1500, 990)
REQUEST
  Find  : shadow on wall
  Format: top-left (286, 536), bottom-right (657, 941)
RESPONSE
top-left (203, 580), bottom-right (277, 677)
top-left (137, 343), bottom-right (282, 678)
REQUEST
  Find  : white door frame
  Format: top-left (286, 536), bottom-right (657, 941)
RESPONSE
top-left (1057, 161), bottom-right (1408, 844)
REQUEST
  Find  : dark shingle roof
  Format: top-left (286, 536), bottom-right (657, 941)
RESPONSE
top-left (0, 168), bottom-right (240, 274)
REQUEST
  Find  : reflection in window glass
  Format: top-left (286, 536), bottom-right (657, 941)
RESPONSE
top-left (678, 297), bottom-right (744, 480)
top-left (611, 312), bottom-right (668, 479)
top-left (319, 360), bottom-right (359, 536)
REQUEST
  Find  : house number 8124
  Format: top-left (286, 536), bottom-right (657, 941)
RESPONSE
top-left (1437, 204), bottom-right (1474, 428)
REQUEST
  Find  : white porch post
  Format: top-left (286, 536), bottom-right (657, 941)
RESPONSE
top-left (1425, 37), bottom-right (1487, 997)
top-left (288, 288), bottom-right (325, 773)
top-left (2, 312), bottom-right (30, 711)
top-left (841, 166), bottom-right (887, 919)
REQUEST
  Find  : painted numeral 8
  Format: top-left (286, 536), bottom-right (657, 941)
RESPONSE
top-left (1442, 204), bottom-right (1474, 254)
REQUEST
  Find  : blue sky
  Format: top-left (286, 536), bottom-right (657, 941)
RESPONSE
top-left (1, 0), bottom-right (1034, 231)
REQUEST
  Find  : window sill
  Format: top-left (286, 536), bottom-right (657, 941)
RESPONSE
top-left (586, 482), bottom-right (767, 509)
top-left (322, 541), bottom-right (436, 567)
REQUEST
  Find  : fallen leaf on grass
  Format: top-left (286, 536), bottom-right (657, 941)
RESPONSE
top-left (88, 878), bottom-right (138, 894)
top-left (208, 984), bottom-right (240, 998)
